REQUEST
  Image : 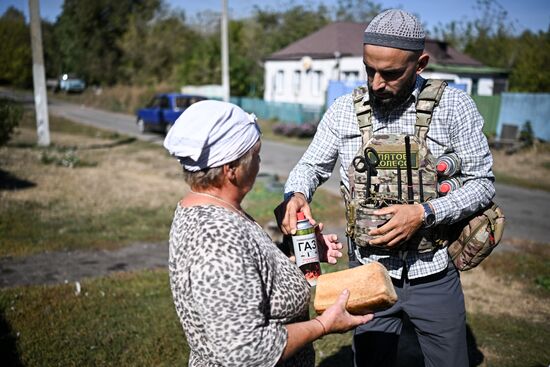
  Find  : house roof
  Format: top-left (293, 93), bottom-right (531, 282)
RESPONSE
top-left (266, 22), bottom-right (485, 68)
top-left (267, 22), bottom-right (365, 60)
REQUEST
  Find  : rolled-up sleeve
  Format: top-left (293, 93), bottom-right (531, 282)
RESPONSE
top-left (284, 98), bottom-right (343, 201)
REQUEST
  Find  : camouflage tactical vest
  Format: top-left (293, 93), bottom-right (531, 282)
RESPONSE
top-left (341, 79), bottom-right (448, 253)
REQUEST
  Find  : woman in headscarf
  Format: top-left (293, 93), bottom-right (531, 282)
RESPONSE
top-left (164, 100), bottom-right (372, 367)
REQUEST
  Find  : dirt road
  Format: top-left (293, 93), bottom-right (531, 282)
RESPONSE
top-left (44, 97), bottom-right (550, 245)
top-left (1, 92), bottom-right (548, 288)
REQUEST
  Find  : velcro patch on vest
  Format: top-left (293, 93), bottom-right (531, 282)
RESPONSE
top-left (375, 144), bottom-right (419, 170)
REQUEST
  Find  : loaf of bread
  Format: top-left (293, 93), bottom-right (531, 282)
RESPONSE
top-left (314, 262), bottom-right (398, 315)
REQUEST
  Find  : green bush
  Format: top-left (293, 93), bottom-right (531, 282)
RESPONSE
top-left (519, 120), bottom-right (534, 147)
top-left (0, 97), bottom-right (22, 146)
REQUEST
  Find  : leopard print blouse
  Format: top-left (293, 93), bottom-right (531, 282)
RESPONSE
top-left (169, 204), bottom-right (314, 367)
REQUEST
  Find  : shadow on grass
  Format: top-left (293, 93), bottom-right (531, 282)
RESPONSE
top-left (0, 169), bottom-right (36, 191)
top-left (466, 324), bottom-right (485, 366)
top-left (8, 137), bottom-right (137, 152)
top-left (0, 311), bottom-right (23, 367)
top-left (318, 316), bottom-right (484, 367)
top-left (81, 137), bottom-right (137, 150)
top-left (318, 345), bottom-right (353, 366)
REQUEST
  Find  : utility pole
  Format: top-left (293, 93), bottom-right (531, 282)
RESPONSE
top-left (29, 0), bottom-right (50, 146)
top-left (221, 0), bottom-right (230, 102)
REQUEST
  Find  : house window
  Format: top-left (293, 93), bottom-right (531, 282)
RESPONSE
top-left (312, 70), bottom-right (323, 96)
top-left (292, 70), bottom-right (301, 94)
top-left (275, 70), bottom-right (284, 94)
top-left (493, 79), bottom-right (507, 95)
top-left (471, 78), bottom-right (479, 95)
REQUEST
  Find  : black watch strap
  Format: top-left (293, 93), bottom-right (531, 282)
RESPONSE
top-left (422, 203), bottom-right (436, 228)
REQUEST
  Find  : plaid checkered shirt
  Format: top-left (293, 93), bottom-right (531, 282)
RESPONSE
top-left (284, 76), bottom-right (495, 279)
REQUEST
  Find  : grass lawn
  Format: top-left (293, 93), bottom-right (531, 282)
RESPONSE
top-left (0, 109), bottom-right (344, 258)
top-left (1, 246), bottom-right (548, 366)
top-left (0, 270), bottom-right (188, 366)
top-left (1, 104), bottom-right (549, 366)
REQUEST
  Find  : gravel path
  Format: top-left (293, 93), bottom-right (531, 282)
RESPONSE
top-left (0, 243), bottom-right (168, 288)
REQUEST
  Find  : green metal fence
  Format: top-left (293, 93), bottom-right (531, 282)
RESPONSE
top-left (472, 95), bottom-right (501, 136)
top-left (230, 94), bottom-right (524, 139)
top-left (230, 96), bottom-right (324, 125)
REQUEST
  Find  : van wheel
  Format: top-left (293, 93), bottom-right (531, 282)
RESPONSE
top-left (137, 118), bottom-right (147, 133)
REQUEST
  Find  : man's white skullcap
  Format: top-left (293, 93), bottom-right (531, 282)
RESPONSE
top-left (364, 9), bottom-right (425, 51)
top-left (163, 100), bottom-right (260, 171)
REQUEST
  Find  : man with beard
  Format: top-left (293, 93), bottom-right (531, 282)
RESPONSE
top-left (277, 9), bottom-right (494, 367)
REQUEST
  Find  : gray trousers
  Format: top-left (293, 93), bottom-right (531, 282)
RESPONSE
top-left (351, 260), bottom-right (469, 367)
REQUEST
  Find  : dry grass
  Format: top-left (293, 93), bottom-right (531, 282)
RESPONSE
top-left (492, 142), bottom-right (550, 190)
top-left (462, 237), bottom-right (550, 325)
top-left (1, 110), bottom-right (343, 257)
top-left (2, 107), bottom-right (548, 365)
top-left (2, 121), bottom-right (187, 218)
top-left (50, 83), bottom-right (177, 114)
top-left (0, 111), bottom-right (190, 256)
top-left (462, 266), bottom-right (550, 324)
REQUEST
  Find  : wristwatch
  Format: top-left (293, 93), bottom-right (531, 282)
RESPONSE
top-left (422, 203), bottom-right (436, 228)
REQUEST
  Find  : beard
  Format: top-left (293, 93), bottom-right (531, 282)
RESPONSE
top-left (369, 75), bottom-right (416, 114)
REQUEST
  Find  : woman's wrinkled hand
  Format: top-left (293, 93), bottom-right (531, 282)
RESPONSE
top-left (315, 222), bottom-right (343, 264)
top-left (317, 289), bottom-right (373, 334)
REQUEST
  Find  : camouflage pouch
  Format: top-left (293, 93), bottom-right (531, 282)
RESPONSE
top-left (447, 202), bottom-right (505, 271)
top-left (353, 204), bottom-right (392, 246)
top-left (347, 79), bottom-right (448, 253)
top-left (349, 134), bottom-right (440, 251)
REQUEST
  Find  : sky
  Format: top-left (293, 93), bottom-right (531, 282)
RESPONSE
top-left (1, 0), bottom-right (549, 34)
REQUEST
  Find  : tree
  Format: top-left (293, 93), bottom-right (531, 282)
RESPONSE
top-left (42, 20), bottom-right (63, 79)
top-left (430, 0), bottom-right (550, 92)
top-left (507, 30), bottom-right (550, 92)
top-left (118, 10), bottom-right (198, 85)
top-left (333, 0), bottom-right (382, 23)
top-left (238, 4), bottom-right (330, 97)
top-left (54, 0), bottom-right (161, 85)
top-left (0, 98), bottom-right (22, 146)
top-left (0, 7), bottom-right (32, 87)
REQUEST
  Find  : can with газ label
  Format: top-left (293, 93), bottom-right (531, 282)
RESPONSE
top-left (292, 212), bottom-right (321, 286)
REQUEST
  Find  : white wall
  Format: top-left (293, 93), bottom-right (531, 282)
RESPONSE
top-left (264, 56), bottom-right (366, 106)
top-left (265, 58), bottom-right (498, 106)
top-left (420, 72), bottom-right (495, 96)
top-left (478, 78), bottom-right (494, 96)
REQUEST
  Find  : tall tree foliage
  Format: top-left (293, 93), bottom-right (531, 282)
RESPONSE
top-left (0, 7), bottom-right (32, 87)
top-left (333, 0), bottom-right (381, 23)
top-left (237, 5), bottom-right (330, 96)
top-left (118, 11), bottom-right (197, 85)
top-left (3, 0), bottom-right (548, 94)
top-left (170, 9), bottom-right (226, 88)
top-left (175, 4), bottom-right (331, 96)
top-left (431, 0), bottom-right (550, 92)
top-left (253, 5), bottom-right (331, 54)
top-left (508, 30), bottom-right (550, 92)
top-left (54, 0), bottom-right (160, 85)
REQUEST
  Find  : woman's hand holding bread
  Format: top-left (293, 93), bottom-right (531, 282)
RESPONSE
top-left (316, 289), bottom-right (373, 334)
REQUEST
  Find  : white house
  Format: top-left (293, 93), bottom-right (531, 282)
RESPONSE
top-left (264, 22), bottom-right (508, 107)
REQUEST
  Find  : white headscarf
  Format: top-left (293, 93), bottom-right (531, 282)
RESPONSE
top-left (163, 100), bottom-right (261, 171)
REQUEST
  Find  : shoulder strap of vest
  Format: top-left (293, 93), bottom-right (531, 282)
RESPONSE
top-left (415, 79), bottom-right (447, 140)
top-left (352, 86), bottom-right (373, 144)
top-left (353, 79), bottom-right (447, 144)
